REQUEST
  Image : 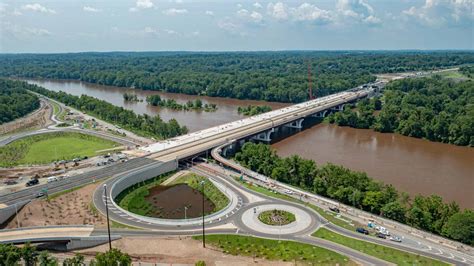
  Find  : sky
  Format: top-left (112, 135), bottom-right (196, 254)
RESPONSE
top-left (0, 0), bottom-right (473, 53)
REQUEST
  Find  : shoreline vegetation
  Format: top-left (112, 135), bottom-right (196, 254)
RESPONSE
top-left (146, 95), bottom-right (217, 112)
top-left (327, 73), bottom-right (473, 146)
top-left (237, 105), bottom-right (272, 116)
top-left (1, 51), bottom-right (472, 103)
top-left (235, 142), bottom-right (474, 246)
top-left (10, 80), bottom-right (188, 139)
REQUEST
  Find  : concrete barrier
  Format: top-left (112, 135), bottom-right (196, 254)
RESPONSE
top-left (0, 200), bottom-right (30, 225)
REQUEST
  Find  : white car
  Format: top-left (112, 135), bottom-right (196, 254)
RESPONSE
top-left (389, 236), bottom-right (402, 242)
top-left (284, 189), bottom-right (294, 195)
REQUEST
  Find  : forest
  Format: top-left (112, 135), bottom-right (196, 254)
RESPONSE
top-left (0, 79), bottom-right (40, 125)
top-left (5, 79), bottom-right (188, 139)
top-left (0, 51), bottom-right (472, 103)
top-left (235, 142), bottom-right (474, 245)
top-left (328, 77), bottom-right (473, 146)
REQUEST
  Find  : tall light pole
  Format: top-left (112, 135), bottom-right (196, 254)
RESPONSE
top-left (201, 180), bottom-right (206, 248)
top-left (103, 184), bottom-right (112, 251)
top-left (184, 206), bottom-right (188, 220)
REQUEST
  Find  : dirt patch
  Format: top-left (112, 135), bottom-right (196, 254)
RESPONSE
top-left (4, 183), bottom-right (106, 228)
top-left (66, 236), bottom-right (292, 266)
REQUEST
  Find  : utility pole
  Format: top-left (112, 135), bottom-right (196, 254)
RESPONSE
top-left (201, 180), bottom-right (206, 248)
top-left (103, 184), bottom-right (112, 251)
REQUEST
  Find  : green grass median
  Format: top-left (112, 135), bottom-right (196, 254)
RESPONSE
top-left (193, 234), bottom-right (356, 265)
top-left (313, 228), bottom-right (447, 266)
top-left (0, 132), bottom-right (120, 167)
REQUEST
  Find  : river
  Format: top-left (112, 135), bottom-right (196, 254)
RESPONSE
top-left (26, 79), bottom-right (288, 132)
top-left (272, 124), bottom-right (474, 209)
top-left (26, 79), bottom-right (474, 209)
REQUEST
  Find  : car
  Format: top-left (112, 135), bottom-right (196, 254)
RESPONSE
top-left (47, 176), bottom-right (59, 183)
top-left (26, 179), bottom-right (39, 187)
top-left (376, 233), bottom-right (387, 239)
top-left (284, 189), bottom-right (294, 195)
top-left (329, 206), bottom-right (340, 213)
top-left (389, 236), bottom-right (402, 242)
top-left (356, 228), bottom-right (369, 235)
top-left (35, 191), bottom-right (46, 198)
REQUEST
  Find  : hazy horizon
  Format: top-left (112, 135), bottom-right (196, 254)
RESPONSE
top-left (1, 0), bottom-right (473, 53)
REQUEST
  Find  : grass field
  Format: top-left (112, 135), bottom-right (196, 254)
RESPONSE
top-left (313, 228), bottom-right (447, 266)
top-left (193, 234), bottom-right (355, 265)
top-left (0, 132), bottom-right (119, 167)
top-left (170, 173), bottom-right (230, 212)
top-left (258, 209), bottom-right (295, 225)
top-left (433, 70), bottom-right (471, 80)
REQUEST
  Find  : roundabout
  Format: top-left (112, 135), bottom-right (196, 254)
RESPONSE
top-left (241, 203), bottom-right (313, 235)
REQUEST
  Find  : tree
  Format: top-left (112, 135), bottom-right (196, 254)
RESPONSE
top-left (0, 244), bottom-right (22, 266)
top-left (362, 191), bottom-right (385, 214)
top-left (38, 251), bottom-right (58, 266)
top-left (62, 254), bottom-right (85, 266)
top-left (91, 248), bottom-right (131, 266)
top-left (381, 201), bottom-right (406, 223)
top-left (442, 210), bottom-right (474, 245)
top-left (21, 243), bottom-right (38, 266)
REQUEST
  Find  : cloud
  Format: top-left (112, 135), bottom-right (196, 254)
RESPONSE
top-left (336, 0), bottom-right (381, 25)
top-left (267, 2), bottom-right (288, 20)
top-left (83, 6), bottom-right (100, 13)
top-left (129, 0), bottom-right (154, 12)
top-left (205, 10), bottom-right (214, 16)
top-left (21, 3), bottom-right (56, 14)
top-left (237, 9), bottom-right (263, 23)
top-left (2, 21), bottom-right (52, 39)
top-left (163, 8), bottom-right (188, 15)
top-left (402, 0), bottom-right (473, 27)
top-left (253, 2), bottom-right (263, 9)
top-left (290, 3), bottom-right (333, 24)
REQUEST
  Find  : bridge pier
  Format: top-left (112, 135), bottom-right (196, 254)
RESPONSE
top-left (331, 104), bottom-right (345, 111)
top-left (311, 110), bottom-right (328, 118)
top-left (251, 128), bottom-right (274, 142)
top-left (284, 118), bottom-right (304, 129)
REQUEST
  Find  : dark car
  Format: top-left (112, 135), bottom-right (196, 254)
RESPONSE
top-left (356, 228), bottom-right (369, 235)
top-left (26, 179), bottom-right (39, 187)
top-left (376, 233), bottom-right (387, 239)
top-left (329, 206), bottom-right (340, 213)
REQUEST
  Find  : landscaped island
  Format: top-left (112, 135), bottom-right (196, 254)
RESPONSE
top-left (258, 209), bottom-right (295, 226)
top-left (0, 132), bottom-right (119, 167)
top-left (116, 172), bottom-right (229, 219)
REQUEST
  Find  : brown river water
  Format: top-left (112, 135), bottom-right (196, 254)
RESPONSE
top-left (26, 80), bottom-right (474, 209)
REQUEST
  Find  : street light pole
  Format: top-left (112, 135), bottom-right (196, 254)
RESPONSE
top-left (103, 184), bottom-right (112, 251)
top-left (184, 206), bottom-right (188, 220)
top-left (201, 180), bottom-right (206, 248)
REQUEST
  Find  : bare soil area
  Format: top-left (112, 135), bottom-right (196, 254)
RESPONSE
top-left (5, 183), bottom-right (106, 228)
top-left (66, 236), bottom-right (292, 266)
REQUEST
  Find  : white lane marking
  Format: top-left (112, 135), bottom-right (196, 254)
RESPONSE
top-left (448, 253), bottom-right (454, 259)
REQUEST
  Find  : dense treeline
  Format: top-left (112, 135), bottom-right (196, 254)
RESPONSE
top-left (328, 77), bottom-right (474, 146)
top-left (235, 143), bottom-right (473, 245)
top-left (0, 79), bottom-right (40, 124)
top-left (0, 243), bottom-right (132, 265)
top-left (146, 95), bottom-right (217, 112)
top-left (6, 80), bottom-right (188, 139)
top-left (460, 66), bottom-right (474, 78)
top-left (1, 51), bottom-right (472, 103)
top-left (237, 105), bottom-right (272, 116)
